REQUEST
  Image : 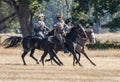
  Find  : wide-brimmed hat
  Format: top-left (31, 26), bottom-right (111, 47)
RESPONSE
top-left (39, 13), bottom-right (45, 17)
top-left (57, 14), bottom-right (63, 18)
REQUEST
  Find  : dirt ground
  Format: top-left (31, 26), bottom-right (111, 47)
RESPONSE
top-left (0, 51), bottom-right (120, 82)
top-left (0, 33), bottom-right (120, 82)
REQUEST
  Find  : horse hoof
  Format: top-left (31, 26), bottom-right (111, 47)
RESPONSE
top-left (39, 60), bottom-right (41, 62)
top-left (24, 64), bottom-right (27, 65)
top-left (61, 63), bottom-right (64, 66)
top-left (45, 59), bottom-right (48, 62)
top-left (42, 63), bottom-right (44, 66)
top-left (41, 61), bottom-right (45, 66)
top-left (58, 64), bottom-right (61, 66)
top-left (61, 64), bottom-right (64, 66)
top-left (37, 62), bottom-right (39, 64)
top-left (73, 64), bottom-right (75, 66)
top-left (45, 59), bottom-right (51, 62)
top-left (79, 64), bottom-right (83, 67)
top-left (93, 63), bottom-right (96, 66)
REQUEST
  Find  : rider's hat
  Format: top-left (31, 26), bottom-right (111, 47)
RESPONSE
top-left (57, 14), bottom-right (63, 18)
top-left (39, 13), bottom-right (45, 17)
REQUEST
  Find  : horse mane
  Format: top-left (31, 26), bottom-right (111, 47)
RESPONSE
top-left (85, 28), bottom-right (94, 35)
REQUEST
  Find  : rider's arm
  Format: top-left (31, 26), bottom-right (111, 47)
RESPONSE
top-left (44, 25), bottom-right (51, 31)
top-left (53, 28), bottom-right (57, 36)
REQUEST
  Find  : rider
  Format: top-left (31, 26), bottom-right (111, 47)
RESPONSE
top-left (35, 13), bottom-right (50, 38)
top-left (53, 14), bottom-right (69, 53)
top-left (65, 18), bottom-right (73, 33)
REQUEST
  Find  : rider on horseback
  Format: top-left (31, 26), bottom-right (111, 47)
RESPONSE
top-left (53, 14), bottom-right (69, 53)
top-left (35, 13), bottom-right (50, 39)
top-left (65, 18), bottom-right (73, 33)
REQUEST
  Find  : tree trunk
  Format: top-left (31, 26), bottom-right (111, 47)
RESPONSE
top-left (16, 3), bottom-right (33, 37)
top-left (3, 0), bottom-right (33, 37)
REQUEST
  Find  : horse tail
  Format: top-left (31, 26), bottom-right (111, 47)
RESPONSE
top-left (2, 36), bottom-right (23, 48)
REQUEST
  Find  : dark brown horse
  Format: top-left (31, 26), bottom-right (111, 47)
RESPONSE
top-left (2, 25), bottom-right (87, 66)
top-left (45, 28), bottom-right (96, 66)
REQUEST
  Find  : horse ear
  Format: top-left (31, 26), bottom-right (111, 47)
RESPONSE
top-left (88, 28), bottom-right (93, 32)
top-left (87, 26), bottom-right (93, 31)
top-left (78, 24), bottom-right (82, 27)
top-left (86, 28), bottom-right (94, 33)
top-left (78, 24), bottom-right (85, 30)
top-left (90, 29), bottom-right (93, 32)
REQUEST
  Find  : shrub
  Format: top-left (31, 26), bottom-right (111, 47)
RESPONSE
top-left (86, 40), bottom-right (120, 49)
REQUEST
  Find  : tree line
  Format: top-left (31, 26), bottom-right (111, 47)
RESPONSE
top-left (0, 0), bottom-right (120, 37)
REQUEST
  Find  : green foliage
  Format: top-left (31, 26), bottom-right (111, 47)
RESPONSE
top-left (0, 1), bottom-right (14, 19)
top-left (0, 1), bottom-right (17, 32)
top-left (102, 17), bottom-right (120, 29)
top-left (92, 0), bottom-right (120, 20)
top-left (1, 0), bottom-right (120, 33)
top-left (71, 0), bottom-right (120, 27)
top-left (86, 40), bottom-right (120, 49)
top-left (18, 0), bottom-right (46, 13)
top-left (28, 0), bottom-right (45, 13)
top-left (29, 1), bottom-right (40, 11)
top-left (0, 0), bottom-right (49, 32)
top-left (72, 0), bottom-right (91, 25)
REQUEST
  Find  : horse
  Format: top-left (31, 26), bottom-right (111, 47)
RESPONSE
top-left (2, 24), bottom-right (87, 66)
top-left (37, 24), bottom-right (88, 66)
top-left (73, 29), bottom-right (96, 66)
top-left (45, 28), bottom-right (96, 66)
top-left (2, 35), bottom-right (64, 65)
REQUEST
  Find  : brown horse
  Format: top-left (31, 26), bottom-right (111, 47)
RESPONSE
top-left (73, 29), bottom-right (96, 66)
top-left (45, 28), bottom-right (96, 66)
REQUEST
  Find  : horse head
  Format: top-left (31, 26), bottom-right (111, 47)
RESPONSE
top-left (85, 29), bottom-right (96, 44)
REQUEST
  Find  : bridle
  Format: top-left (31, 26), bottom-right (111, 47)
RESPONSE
top-left (75, 26), bottom-right (87, 40)
top-left (86, 30), bottom-right (95, 40)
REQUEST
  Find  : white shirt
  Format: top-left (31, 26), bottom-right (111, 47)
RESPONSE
top-left (38, 20), bottom-right (45, 29)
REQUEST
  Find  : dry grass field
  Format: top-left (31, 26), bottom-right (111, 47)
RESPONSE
top-left (95, 32), bottom-right (120, 42)
top-left (0, 33), bottom-right (120, 82)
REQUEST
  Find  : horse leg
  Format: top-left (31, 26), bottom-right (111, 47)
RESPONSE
top-left (76, 51), bottom-right (83, 66)
top-left (29, 48), bottom-right (39, 64)
top-left (73, 55), bottom-right (75, 66)
top-left (54, 55), bottom-right (64, 65)
top-left (21, 50), bottom-right (29, 65)
top-left (45, 57), bottom-right (54, 65)
top-left (76, 50), bottom-right (81, 62)
top-left (45, 58), bottom-right (51, 62)
top-left (45, 50), bottom-right (62, 66)
top-left (52, 50), bottom-right (64, 65)
top-left (69, 53), bottom-right (76, 66)
top-left (81, 51), bottom-right (96, 66)
top-left (69, 53), bottom-right (72, 56)
top-left (40, 51), bottom-right (48, 66)
top-left (49, 50), bottom-right (61, 66)
top-left (51, 60), bottom-right (53, 65)
top-left (71, 50), bottom-right (82, 66)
